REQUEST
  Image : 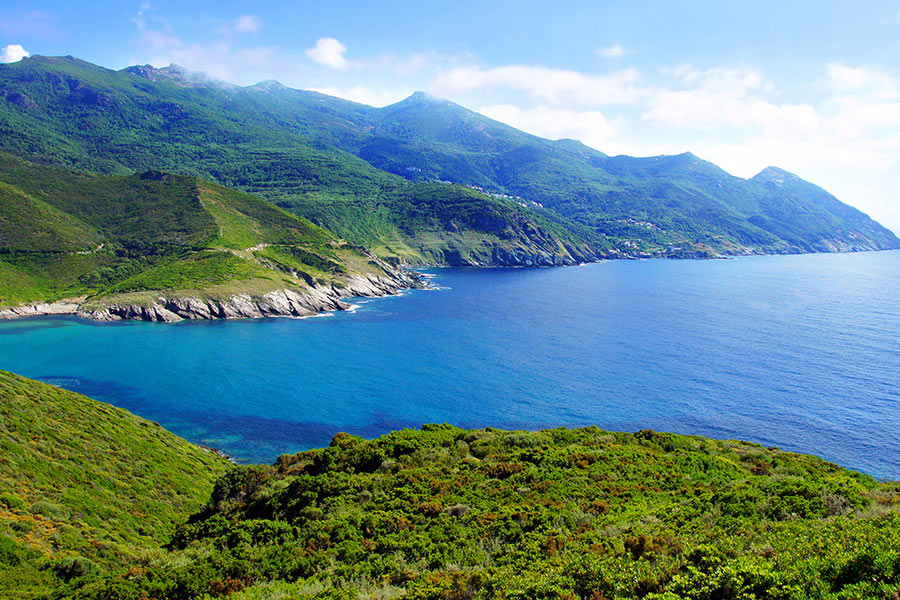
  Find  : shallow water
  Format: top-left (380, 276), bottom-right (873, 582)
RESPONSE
top-left (2, 251), bottom-right (899, 479)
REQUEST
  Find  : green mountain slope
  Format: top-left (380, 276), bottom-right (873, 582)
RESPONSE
top-left (0, 56), bottom-right (597, 267)
top-left (3, 56), bottom-right (896, 263)
top-left (356, 95), bottom-right (900, 255)
top-left (0, 152), bottom-right (417, 317)
top-left (0, 370), bottom-right (231, 598)
top-left (53, 424), bottom-right (900, 599)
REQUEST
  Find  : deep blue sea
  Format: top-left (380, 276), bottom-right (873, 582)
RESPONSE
top-left (2, 251), bottom-right (899, 479)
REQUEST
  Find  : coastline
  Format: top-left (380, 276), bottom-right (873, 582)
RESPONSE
top-left (0, 269), bottom-right (427, 323)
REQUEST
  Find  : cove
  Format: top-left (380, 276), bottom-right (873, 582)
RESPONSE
top-left (2, 251), bottom-right (899, 479)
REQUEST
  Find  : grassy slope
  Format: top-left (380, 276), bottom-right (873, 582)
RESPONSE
top-left (0, 57), bottom-right (594, 266)
top-left (59, 425), bottom-right (900, 600)
top-left (0, 152), bottom-right (405, 308)
top-left (0, 370), bottom-right (231, 598)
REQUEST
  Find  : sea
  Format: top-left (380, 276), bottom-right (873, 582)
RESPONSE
top-left (1, 251), bottom-right (898, 479)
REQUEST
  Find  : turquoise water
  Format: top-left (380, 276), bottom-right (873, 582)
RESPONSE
top-left (2, 251), bottom-right (899, 479)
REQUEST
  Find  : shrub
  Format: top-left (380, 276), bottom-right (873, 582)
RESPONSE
top-left (53, 556), bottom-right (100, 582)
top-left (29, 501), bottom-right (68, 519)
top-left (0, 493), bottom-right (26, 511)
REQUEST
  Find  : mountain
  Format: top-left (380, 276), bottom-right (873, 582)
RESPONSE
top-left (350, 95), bottom-right (900, 255)
top-left (0, 56), bottom-right (600, 268)
top-left (0, 370), bottom-right (231, 598)
top-left (1, 55), bottom-right (897, 262)
top-left (0, 151), bottom-right (420, 320)
top-left (7, 412), bottom-right (890, 599)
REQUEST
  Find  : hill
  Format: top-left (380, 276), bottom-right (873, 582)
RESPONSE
top-left (1, 55), bottom-right (896, 261)
top-left (0, 370), bottom-right (231, 598)
top-left (0, 56), bottom-right (600, 267)
top-left (52, 423), bottom-right (900, 600)
top-left (0, 152), bottom-right (423, 320)
top-left (351, 94), bottom-right (900, 256)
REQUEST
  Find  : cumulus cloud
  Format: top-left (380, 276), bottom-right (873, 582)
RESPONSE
top-left (599, 44), bottom-right (625, 58)
top-left (1, 44), bottom-right (30, 63)
top-left (306, 37), bottom-right (349, 70)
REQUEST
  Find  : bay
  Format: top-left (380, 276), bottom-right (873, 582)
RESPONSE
top-left (2, 251), bottom-right (899, 479)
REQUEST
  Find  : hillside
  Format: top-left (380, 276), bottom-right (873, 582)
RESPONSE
top-left (1, 56), bottom-right (897, 262)
top-left (48, 423), bottom-right (900, 599)
top-left (0, 152), bottom-right (424, 320)
top-left (0, 56), bottom-right (600, 267)
top-left (351, 95), bottom-right (900, 256)
top-left (0, 370), bottom-right (231, 598)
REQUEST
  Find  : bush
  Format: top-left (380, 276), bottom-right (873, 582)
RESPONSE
top-left (0, 493), bottom-right (26, 511)
top-left (53, 556), bottom-right (100, 582)
top-left (29, 501), bottom-right (68, 519)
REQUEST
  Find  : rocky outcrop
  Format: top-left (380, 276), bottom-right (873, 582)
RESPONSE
top-left (0, 300), bottom-right (80, 319)
top-left (81, 270), bottom-right (424, 323)
top-left (1, 266), bottom-right (425, 323)
top-left (428, 242), bottom-right (603, 267)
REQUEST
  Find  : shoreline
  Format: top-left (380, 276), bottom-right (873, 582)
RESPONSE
top-left (0, 270), bottom-right (428, 323)
top-left (5, 248), bottom-right (899, 322)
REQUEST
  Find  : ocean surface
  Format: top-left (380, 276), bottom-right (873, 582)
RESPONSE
top-left (2, 251), bottom-right (899, 479)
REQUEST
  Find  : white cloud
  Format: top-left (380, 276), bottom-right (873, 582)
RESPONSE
top-left (132, 1), bottom-right (152, 30)
top-left (234, 15), bottom-right (261, 33)
top-left (0, 44), bottom-right (30, 63)
top-left (643, 66), bottom-right (818, 136)
top-left (478, 104), bottom-right (617, 149)
top-left (431, 64), bottom-right (643, 107)
top-left (310, 85), bottom-right (410, 107)
top-left (306, 37), bottom-right (349, 70)
top-left (217, 15), bottom-right (262, 35)
top-left (141, 41), bottom-right (281, 84)
top-left (825, 63), bottom-right (898, 100)
top-left (599, 44), bottom-right (625, 58)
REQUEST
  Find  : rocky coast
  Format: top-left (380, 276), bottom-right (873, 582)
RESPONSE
top-left (0, 270), bottom-right (424, 323)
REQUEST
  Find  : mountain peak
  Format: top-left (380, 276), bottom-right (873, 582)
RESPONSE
top-left (123, 63), bottom-right (191, 84)
top-left (249, 79), bottom-right (288, 92)
top-left (400, 91), bottom-right (449, 104)
top-left (752, 166), bottom-right (801, 184)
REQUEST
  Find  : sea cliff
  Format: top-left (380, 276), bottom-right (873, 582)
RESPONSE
top-left (0, 269), bottom-right (424, 322)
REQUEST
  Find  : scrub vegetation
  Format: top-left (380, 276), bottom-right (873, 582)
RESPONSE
top-left (2, 378), bottom-right (895, 599)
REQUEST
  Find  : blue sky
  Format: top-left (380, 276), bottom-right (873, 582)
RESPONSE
top-left (3, 1), bottom-right (900, 231)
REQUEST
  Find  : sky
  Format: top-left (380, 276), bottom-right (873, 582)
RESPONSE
top-left (2, 1), bottom-right (900, 232)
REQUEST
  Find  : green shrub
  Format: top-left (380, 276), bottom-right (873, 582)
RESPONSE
top-left (29, 501), bottom-right (68, 519)
top-left (0, 493), bottom-right (26, 511)
top-left (52, 556), bottom-right (100, 582)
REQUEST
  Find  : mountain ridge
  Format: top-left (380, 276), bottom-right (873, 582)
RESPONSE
top-left (0, 151), bottom-right (424, 320)
top-left (1, 54), bottom-right (898, 263)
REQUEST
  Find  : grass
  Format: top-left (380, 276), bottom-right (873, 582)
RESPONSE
top-left (0, 152), bottom-right (407, 311)
top-left (0, 370), bottom-right (231, 599)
